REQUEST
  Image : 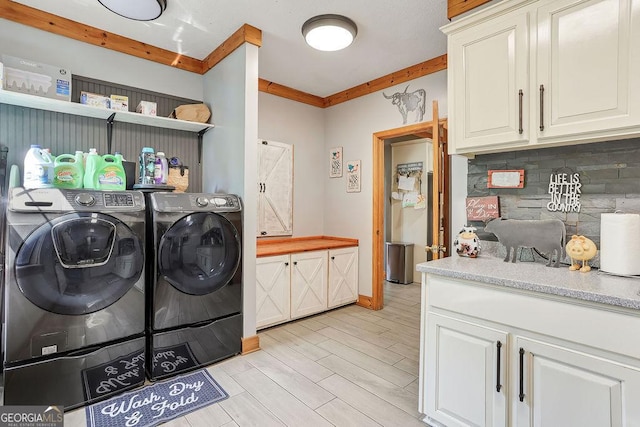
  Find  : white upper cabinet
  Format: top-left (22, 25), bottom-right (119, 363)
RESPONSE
top-left (257, 139), bottom-right (293, 237)
top-left (449, 8), bottom-right (530, 151)
top-left (443, 0), bottom-right (640, 155)
top-left (535, 0), bottom-right (640, 142)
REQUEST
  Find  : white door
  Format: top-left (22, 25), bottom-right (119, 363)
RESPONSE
top-left (449, 8), bottom-right (530, 152)
top-left (515, 337), bottom-right (640, 427)
top-left (425, 313), bottom-right (508, 427)
top-left (535, 0), bottom-right (640, 141)
top-left (255, 255), bottom-right (291, 329)
top-left (290, 250), bottom-right (327, 319)
top-left (327, 247), bottom-right (358, 308)
top-left (257, 140), bottom-right (293, 237)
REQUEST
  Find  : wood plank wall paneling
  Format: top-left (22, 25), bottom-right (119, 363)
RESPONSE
top-left (447, 0), bottom-right (493, 19)
top-left (0, 0), bottom-right (202, 73)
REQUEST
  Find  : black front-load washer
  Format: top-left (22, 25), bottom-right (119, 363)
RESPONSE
top-left (147, 192), bottom-right (242, 380)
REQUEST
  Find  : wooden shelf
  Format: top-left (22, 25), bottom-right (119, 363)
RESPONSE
top-left (0, 90), bottom-right (215, 133)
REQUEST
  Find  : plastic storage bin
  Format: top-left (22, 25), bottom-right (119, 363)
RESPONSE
top-left (385, 242), bottom-right (414, 284)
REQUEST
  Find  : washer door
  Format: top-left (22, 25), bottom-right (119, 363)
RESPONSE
top-left (158, 212), bottom-right (240, 296)
top-left (15, 212), bottom-right (144, 315)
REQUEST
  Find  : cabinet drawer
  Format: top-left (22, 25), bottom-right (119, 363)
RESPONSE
top-left (427, 275), bottom-right (640, 359)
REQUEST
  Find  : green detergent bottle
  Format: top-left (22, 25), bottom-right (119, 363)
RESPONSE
top-left (53, 153), bottom-right (84, 189)
top-left (96, 154), bottom-right (126, 190)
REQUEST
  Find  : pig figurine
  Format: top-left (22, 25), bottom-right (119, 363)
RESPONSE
top-left (566, 235), bottom-right (597, 272)
top-left (484, 218), bottom-right (566, 267)
top-left (454, 226), bottom-right (481, 258)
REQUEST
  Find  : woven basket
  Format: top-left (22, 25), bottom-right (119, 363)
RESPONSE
top-left (167, 165), bottom-right (189, 192)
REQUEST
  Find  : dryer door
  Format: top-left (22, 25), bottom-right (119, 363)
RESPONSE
top-left (158, 212), bottom-right (241, 296)
top-left (14, 212), bottom-right (144, 315)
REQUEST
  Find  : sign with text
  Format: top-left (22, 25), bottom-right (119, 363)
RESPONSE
top-left (466, 196), bottom-right (500, 221)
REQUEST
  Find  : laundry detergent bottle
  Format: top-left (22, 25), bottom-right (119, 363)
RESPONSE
top-left (97, 154), bottom-right (126, 190)
top-left (53, 153), bottom-right (84, 189)
top-left (83, 148), bottom-right (100, 189)
top-left (23, 144), bottom-right (54, 189)
top-left (154, 151), bottom-right (168, 184)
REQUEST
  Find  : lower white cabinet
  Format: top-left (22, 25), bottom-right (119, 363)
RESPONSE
top-left (426, 314), bottom-right (508, 427)
top-left (328, 247), bottom-right (359, 309)
top-left (256, 255), bottom-right (291, 328)
top-left (256, 246), bottom-right (358, 329)
top-left (421, 275), bottom-right (640, 427)
top-left (290, 250), bottom-right (328, 319)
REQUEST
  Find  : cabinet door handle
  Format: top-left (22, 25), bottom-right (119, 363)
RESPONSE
top-left (518, 90), bottom-right (523, 134)
top-left (331, 256), bottom-right (335, 260)
top-left (539, 84), bottom-right (545, 132)
top-left (496, 341), bottom-right (502, 392)
top-left (519, 347), bottom-right (525, 402)
top-left (293, 261), bottom-right (297, 265)
top-left (263, 183), bottom-right (266, 193)
top-left (284, 262), bottom-right (289, 266)
top-left (260, 231), bottom-right (267, 235)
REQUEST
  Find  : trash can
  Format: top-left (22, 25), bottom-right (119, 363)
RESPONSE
top-left (385, 242), bottom-right (414, 284)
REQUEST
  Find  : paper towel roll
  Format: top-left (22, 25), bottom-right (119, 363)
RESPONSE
top-left (600, 213), bottom-right (640, 276)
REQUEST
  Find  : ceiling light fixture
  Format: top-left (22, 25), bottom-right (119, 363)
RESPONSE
top-left (98, 0), bottom-right (167, 21)
top-left (302, 14), bottom-right (358, 52)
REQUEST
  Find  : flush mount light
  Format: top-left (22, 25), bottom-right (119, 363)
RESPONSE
top-left (302, 14), bottom-right (358, 51)
top-left (98, 0), bottom-right (167, 21)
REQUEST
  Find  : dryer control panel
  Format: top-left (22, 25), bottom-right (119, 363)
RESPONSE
top-left (151, 193), bottom-right (242, 212)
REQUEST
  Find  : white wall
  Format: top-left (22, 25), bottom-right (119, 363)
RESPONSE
top-left (258, 93), bottom-right (326, 236)
top-left (203, 44), bottom-right (259, 339)
top-left (323, 71), bottom-right (460, 298)
top-left (0, 19), bottom-right (203, 100)
top-left (390, 140), bottom-right (431, 283)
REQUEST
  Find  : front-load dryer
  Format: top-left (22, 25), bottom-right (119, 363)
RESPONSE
top-left (148, 192), bottom-right (242, 381)
top-left (3, 188), bottom-right (146, 409)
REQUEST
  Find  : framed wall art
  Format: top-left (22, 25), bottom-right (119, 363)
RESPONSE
top-left (346, 160), bottom-right (361, 193)
top-left (330, 147), bottom-right (343, 178)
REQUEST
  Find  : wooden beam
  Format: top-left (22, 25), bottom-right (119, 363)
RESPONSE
top-left (324, 54), bottom-right (447, 107)
top-left (258, 79), bottom-right (326, 108)
top-left (0, 0), bottom-right (202, 73)
top-left (202, 24), bottom-right (262, 73)
top-left (448, 0), bottom-right (493, 19)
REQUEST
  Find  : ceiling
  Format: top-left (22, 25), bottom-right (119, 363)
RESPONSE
top-left (13, 0), bottom-right (449, 98)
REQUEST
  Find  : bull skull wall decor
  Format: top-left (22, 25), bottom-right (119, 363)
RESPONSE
top-left (382, 85), bottom-right (427, 124)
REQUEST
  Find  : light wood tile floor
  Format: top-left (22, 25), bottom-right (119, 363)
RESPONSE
top-left (65, 281), bottom-right (423, 426)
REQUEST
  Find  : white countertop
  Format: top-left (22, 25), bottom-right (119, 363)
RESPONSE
top-left (417, 255), bottom-right (640, 310)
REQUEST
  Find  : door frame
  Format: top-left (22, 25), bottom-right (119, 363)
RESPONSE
top-left (369, 103), bottom-right (448, 310)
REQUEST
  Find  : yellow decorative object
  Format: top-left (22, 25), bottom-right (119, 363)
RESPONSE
top-left (565, 235), bottom-right (597, 272)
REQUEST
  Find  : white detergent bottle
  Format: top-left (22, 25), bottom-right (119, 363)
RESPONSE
top-left (83, 148), bottom-right (100, 189)
top-left (23, 144), bottom-right (54, 189)
top-left (154, 151), bottom-right (168, 184)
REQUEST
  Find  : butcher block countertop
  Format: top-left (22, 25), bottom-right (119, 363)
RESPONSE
top-left (418, 255), bottom-right (640, 310)
top-left (257, 236), bottom-right (358, 257)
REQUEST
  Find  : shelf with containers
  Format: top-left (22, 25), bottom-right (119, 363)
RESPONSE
top-left (0, 90), bottom-right (214, 162)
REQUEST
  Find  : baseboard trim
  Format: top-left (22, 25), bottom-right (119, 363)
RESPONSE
top-left (356, 295), bottom-right (373, 309)
top-left (241, 335), bottom-right (260, 355)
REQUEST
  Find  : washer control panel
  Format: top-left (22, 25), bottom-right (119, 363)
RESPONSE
top-left (8, 187), bottom-right (145, 212)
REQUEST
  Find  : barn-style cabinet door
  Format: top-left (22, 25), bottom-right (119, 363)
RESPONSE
top-left (257, 139), bottom-right (293, 237)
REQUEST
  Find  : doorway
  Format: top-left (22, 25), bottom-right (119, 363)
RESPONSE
top-left (369, 102), bottom-right (449, 310)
